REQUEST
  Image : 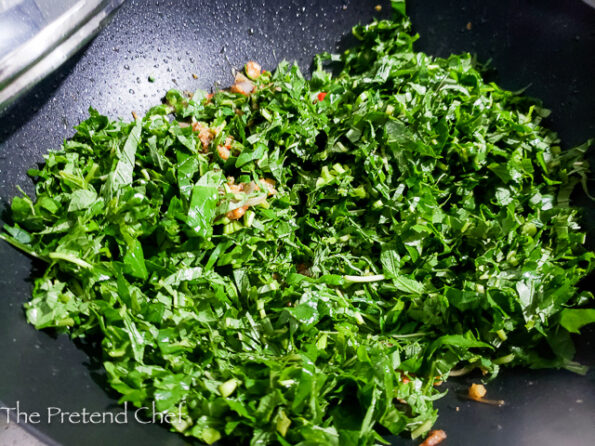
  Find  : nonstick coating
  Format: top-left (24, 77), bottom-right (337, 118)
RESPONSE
top-left (1, 1), bottom-right (594, 445)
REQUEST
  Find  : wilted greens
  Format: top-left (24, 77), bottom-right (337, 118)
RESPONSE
top-left (2, 1), bottom-right (594, 444)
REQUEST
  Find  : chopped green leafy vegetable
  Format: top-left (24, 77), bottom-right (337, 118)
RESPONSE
top-left (1, 1), bottom-right (594, 444)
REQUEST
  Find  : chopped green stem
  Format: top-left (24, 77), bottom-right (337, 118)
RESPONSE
top-left (48, 252), bottom-right (93, 269)
top-left (0, 234), bottom-right (47, 262)
top-left (343, 274), bottom-right (386, 283)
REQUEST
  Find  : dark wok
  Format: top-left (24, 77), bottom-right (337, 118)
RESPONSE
top-left (0, 1), bottom-right (594, 445)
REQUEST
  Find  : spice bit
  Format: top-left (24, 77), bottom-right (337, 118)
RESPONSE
top-left (374, 5), bottom-right (382, 12)
top-left (467, 383), bottom-right (505, 406)
top-left (131, 111), bottom-right (138, 120)
top-left (192, 73), bottom-right (198, 79)
top-left (466, 21), bottom-right (472, 31)
top-left (468, 383), bottom-right (487, 400)
top-left (420, 429), bottom-right (447, 446)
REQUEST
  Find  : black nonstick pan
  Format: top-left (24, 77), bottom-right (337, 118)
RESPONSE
top-left (1, 1), bottom-right (594, 445)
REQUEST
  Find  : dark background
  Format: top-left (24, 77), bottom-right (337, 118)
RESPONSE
top-left (1, 1), bottom-right (594, 445)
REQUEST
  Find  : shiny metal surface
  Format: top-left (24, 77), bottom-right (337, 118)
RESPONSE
top-left (0, 0), bottom-right (124, 113)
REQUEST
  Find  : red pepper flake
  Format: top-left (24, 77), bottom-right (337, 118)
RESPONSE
top-left (399, 372), bottom-right (410, 384)
top-left (317, 92), bottom-right (327, 102)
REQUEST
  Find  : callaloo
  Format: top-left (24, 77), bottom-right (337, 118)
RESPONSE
top-left (2, 1), bottom-right (594, 444)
